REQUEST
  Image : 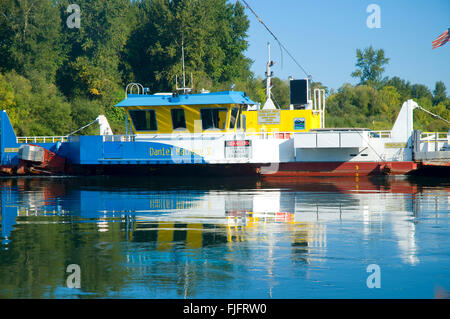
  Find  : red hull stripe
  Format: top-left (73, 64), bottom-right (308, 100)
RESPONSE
top-left (262, 161), bottom-right (417, 177)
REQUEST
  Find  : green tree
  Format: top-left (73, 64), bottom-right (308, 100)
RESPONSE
top-left (326, 80), bottom-right (449, 132)
top-left (56, 0), bottom-right (135, 99)
top-left (432, 81), bottom-right (447, 105)
top-left (53, 0), bottom-right (137, 133)
top-left (351, 46), bottom-right (389, 87)
top-left (326, 83), bottom-right (402, 130)
top-left (0, 72), bottom-right (15, 110)
top-left (5, 71), bottom-right (71, 136)
top-left (69, 97), bottom-right (103, 135)
top-left (0, 0), bottom-right (64, 82)
top-left (122, 0), bottom-right (251, 93)
top-left (379, 86), bottom-right (401, 122)
top-left (410, 84), bottom-right (432, 101)
top-left (384, 76), bottom-right (412, 102)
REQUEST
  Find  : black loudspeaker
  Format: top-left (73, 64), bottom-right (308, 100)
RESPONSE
top-left (289, 79), bottom-right (309, 106)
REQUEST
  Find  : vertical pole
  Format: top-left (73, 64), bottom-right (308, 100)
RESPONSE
top-left (435, 132), bottom-right (438, 152)
top-left (125, 110), bottom-right (128, 136)
top-left (322, 89), bottom-right (326, 128)
top-left (266, 42), bottom-right (271, 100)
top-left (182, 46), bottom-right (186, 93)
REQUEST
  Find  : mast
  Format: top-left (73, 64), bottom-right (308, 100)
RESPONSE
top-left (182, 45), bottom-right (186, 90)
top-left (263, 42), bottom-right (276, 109)
top-left (266, 42), bottom-right (272, 99)
top-left (175, 44), bottom-right (192, 94)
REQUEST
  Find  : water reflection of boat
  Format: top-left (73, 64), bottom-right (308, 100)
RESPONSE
top-left (260, 175), bottom-right (446, 194)
top-left (1, 177), bottom-right (447, 268)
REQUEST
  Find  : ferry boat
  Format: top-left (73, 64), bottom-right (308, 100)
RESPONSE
top-left (0, 45), bottom-right (449, 177)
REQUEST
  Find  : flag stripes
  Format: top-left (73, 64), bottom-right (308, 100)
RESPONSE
top-left (432, 29), bottom-right (450, 49)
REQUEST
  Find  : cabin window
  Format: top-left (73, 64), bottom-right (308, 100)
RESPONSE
top-left (229, 107), bottom-right (241, 129)
top-left (200, 108), bottom-right (228, 130)
top-left (171, 109), bottom-right (186, 130)
top-left (129, 109), bottom-right (157, 131)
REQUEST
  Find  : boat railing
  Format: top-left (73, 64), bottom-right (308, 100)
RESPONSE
top-left (313, 88), bottom-right (326, 128)
top-left (246, 131), bottom-right (293, 139)
top-left (131, 131), bottom-right (295, 140)
top-left (17, 136), bottom-right (68, 144)
top-left (125, 83), bottom-right (144, 98)
top-left (419, 132), bottom-right (449, 151)
top-left (103, 135), bottom-right (136, 142)
top-left (17, 135), bottom-right (138, 143)
top-left (420, 132), bottom-right (449, 142)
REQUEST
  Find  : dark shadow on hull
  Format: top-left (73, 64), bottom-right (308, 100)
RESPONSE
top-left (408, 165), bottom-right (450, 178)
top-left (72, 163), bottom-right (260, 177)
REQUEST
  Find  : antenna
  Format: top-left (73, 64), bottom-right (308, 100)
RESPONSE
top-left (265, 42), bottom-right (274, 100)
top-left (175, 45), bottom-right (193, 94)
top-left (182, 46), bottom-right (186, 90)
top-left (239, 0), bottom-right (311, 78)
top-left (262, 42), bottom-right (277, 110)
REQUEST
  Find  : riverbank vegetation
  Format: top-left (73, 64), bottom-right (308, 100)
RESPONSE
top-left (0, 0), bottom-right (448, 135)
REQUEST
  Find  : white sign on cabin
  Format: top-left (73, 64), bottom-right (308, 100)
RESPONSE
top-left (257, 109), bottom-right (281, 125)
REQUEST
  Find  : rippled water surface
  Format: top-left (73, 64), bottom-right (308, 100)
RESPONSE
top-left (0, 175), bottom-right (449, 299)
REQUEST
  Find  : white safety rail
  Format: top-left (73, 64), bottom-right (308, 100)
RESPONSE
top-left (134, 132), bottom-right (294, 141)
top-left (125, 83), bottom-right (145, 98)
top-left (245, 131), bottom-right (293, 139)
top-left (17, 136), bottom-right (68, 143)
top-left (16, 132), bottom-right (292, 144)
top-left (418, 132), bottom-right (449, 152)
top-left (412, 130), bottom-right (450, 162)
top-left (313, 88), bottom-right (326, 128)
top-left (103, 135), bottom-right (136, 142)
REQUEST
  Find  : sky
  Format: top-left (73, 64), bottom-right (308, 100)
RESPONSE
top-left (236, 0), bottom-right (450, 92)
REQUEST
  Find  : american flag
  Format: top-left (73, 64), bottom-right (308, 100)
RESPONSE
top-left (432, 28), bottom-right (450, 49)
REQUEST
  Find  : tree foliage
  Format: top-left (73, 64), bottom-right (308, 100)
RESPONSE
top-left (433, 81), bottom-right (447, 105)
top-left (0, 0), bottom-right (252, 135)
top-left (326, 80), bottom-right (449, 132)
top-left (4, 71), bottom-right (71, 136)
top-left (0, 0), bottom-right (64, 82)
top-left (326, 46), bottom-right (449, 132)
top-left (351, 46), bottom-right (389, 87)
top-left (0, 1), bottom-right (447, 136)
top-left (122, 0), bottom-right (251, 93)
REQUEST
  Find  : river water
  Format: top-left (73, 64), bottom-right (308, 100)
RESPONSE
top-left (0, 175), bottom-right (448, 299)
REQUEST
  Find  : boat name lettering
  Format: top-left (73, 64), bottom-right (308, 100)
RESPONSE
top-left (3, 148), bottom-right (19, 153)
top-left (149, 147), bottom-right (195, 157)
top-left (385, 143), bottom-right (406, 148)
